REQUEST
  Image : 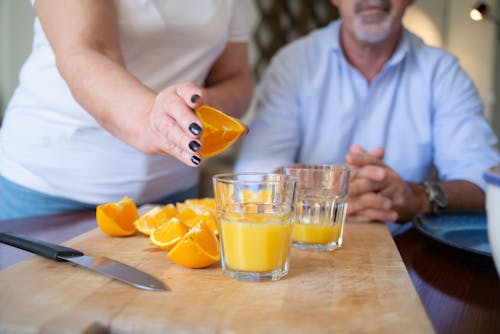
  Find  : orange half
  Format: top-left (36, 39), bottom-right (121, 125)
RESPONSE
top-left (195, 105), bottom-right (247, 158)
top-left (96, 196), bottom-right (138, 237)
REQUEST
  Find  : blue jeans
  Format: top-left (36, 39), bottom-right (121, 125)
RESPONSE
top-left (0, 174), bottom-right (198, 220)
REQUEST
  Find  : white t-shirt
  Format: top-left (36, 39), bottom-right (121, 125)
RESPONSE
top-left (0, 0), bottom-right (250, 204)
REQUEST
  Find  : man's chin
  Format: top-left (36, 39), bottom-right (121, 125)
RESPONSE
top-left (353, 18), bottom-right (393, 44)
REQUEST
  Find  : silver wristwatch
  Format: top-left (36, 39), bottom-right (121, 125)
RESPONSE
top-left (423, 182), bottom-right (448, 213)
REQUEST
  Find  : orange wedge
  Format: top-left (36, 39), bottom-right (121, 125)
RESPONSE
top-left (183, 212), bottom-right (219, 236)
top-left (195, 105), bottom-right (247, 158)
top-left (150, 217), bottom-right (189, 251)
top-left (134, 204), bottom-right (177, 236)
top-left (167, 221), bottom-right (220, 268)
top-left (96, 196), bottom-right (138, 236)
top-left (176, 203), bottom-right (200, 222)
top-left (184, 197), bottom-right (216, 209)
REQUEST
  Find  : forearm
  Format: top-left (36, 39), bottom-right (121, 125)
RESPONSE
top-left (204, 71), bottom-right (253, 119)
top-left (203, 42), bottom-right (253, 119)
top-left (441, 180), bottom-right (485, 209)
top-left (35, 0), bottom-right (155, 151)
top-left (57, 48), bottom-right (155, 148)
top-left (403, 180), bottom-right (485, 222)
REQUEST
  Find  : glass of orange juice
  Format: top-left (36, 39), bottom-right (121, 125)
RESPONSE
top-left (213, 173), bottom-right (297, 282)
top-left (282, 165), bottom-right (350, 252)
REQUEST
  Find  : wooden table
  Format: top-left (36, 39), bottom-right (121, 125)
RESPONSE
top-left (1, 211), bottom-right (499, 333)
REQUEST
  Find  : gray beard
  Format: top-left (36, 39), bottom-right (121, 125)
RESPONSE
top-left (352, 0), bottom-right (393, 43)
top-left (353, 14), bottom-right (393, 43)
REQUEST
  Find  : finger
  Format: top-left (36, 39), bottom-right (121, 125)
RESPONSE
top-left (150, 111), bottom-right (202, 165)
top-left (369, 146), bottom-right (385, 159)
top-left (346, 151), bottom-right (384, 167)
top-left (175, 82), bottom-right (205, 109)
top-left (352, 165), bottom-right (386, 182)
top-left (349, 144), bottom-right (367, 154)
top-left (158, 134), bottom-right (202, 167)
top-left (348, 208), bottom-right (398, 223)
top-left (347, 214), bottom-right (374, 223)
top-left (157, 87), bottom-right (202, 138)
top-left (348, 193), bottom-right (392, 213)
top-left (349, 178), bottom-right (379, 196)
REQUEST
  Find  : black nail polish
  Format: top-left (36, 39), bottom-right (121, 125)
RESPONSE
top-left (191, 155), bottom-right (201, 165)
top-left (191, 94), bottom-right (200, 103)
top-left (189, 140), bottom-right (200, 152)
top-left (189, 123), bottom-right (202, 136)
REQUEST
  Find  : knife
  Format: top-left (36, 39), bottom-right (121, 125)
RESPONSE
top-left (0, 232), bottom-right (168, 291)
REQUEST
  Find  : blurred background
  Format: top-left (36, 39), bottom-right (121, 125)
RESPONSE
top-left (1, 0), bottom-right (499, 196)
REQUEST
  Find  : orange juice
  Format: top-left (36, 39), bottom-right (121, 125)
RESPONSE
top-left (292, 195), bottom-right (347, 251)
top-left (293, 222), bottom-right (342, 244)
top-left (219, 212), bottom-right (292, 272)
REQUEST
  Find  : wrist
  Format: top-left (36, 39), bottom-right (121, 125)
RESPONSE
top-left (409, 183), bottom-right (432, 215)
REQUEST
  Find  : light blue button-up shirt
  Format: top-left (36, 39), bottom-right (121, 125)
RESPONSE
top-left (235, 20), bottom-right (500, 190)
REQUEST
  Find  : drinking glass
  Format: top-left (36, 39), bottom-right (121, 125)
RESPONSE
top-left (213, 173), bottom-right (297, 282)
top-left (281, 164), bottom-right (350, 251)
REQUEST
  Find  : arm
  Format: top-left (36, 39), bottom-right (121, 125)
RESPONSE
top-left (203, 42), bottom-right (253, 119)
top-left (35, 0), bottom-right (232, 167)
top-left (234, 46), bottom-right (304, 172)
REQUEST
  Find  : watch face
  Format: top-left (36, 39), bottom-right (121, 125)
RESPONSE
top-left (433, 185), bottom-right (448, 207)
top-left (425, 182), bottom-right (448, 209)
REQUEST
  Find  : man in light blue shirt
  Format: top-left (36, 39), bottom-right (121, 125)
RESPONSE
top-left (235, 0), bottom-right (500, 222)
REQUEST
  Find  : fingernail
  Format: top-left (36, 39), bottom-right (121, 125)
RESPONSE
top-left (191, 94), bottom-right (200, 103)
top-left (189, 140), bottom-right (200, 152)
top-left (383, 200), bottom-right (391, 210)
top-left (191, 155), bottom-right (201, 165)
top-left (189, 123), bottom-right (202, 135)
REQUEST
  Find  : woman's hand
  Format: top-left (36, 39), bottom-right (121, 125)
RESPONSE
top-left (35, 0), bottom-right (252, 167)
top-left (133, 82), bottom-right (206, 167)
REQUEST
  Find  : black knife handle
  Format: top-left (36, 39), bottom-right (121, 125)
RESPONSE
top-left (0, 232), bottom-right (83, 260)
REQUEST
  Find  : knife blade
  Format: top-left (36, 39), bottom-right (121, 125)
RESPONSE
top-left (0, 232), bottom-right (168, 291)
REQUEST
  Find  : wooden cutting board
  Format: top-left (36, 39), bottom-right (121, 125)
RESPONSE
top-left (0, 222), bottom-right (433, 333)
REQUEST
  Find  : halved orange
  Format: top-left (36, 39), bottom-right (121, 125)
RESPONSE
top-left (150, 217), bottom-right (189, 250)
top-left (96, 196), bottom-right (138, 236)
top-left (134, 204), bottom-right (177, 236)
top-left (195, 105), bottom-right (247, 158)
top-left (167, 221), bottom-right (220, 268)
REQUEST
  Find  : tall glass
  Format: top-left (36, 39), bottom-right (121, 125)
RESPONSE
top-left (282, 165), bottom-right (350, 251)
top-left (213, 173), bottom-right (297, 282)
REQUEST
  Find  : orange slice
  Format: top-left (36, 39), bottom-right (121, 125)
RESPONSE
top-left (176, 203), bottom-right (199, 222)
top-left (167, 221), bottom-right (220, 268)
top-left (150, 217), bottom-right (189, 251)
top-left (195, 105), bottom-right (247, 158)
top-left (96, 196), bottom-right (138, 236)
top-left (134, 204), bottom-right (177, 236)
top-left (184, 197), bottom-right (215, 209)
top-left (184, 211), bottom-right (219, 236)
